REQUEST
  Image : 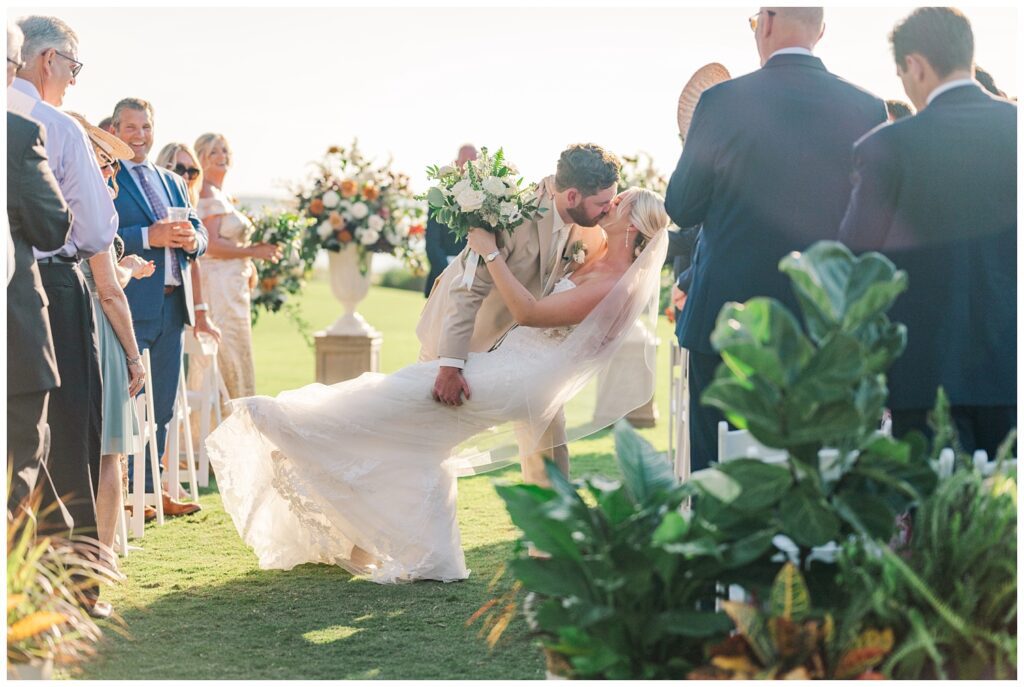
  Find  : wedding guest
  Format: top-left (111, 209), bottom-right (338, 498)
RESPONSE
top-left (97, 115), bottom-right (113, 133)
top-left (12, 14), bottom-right (120, 618)
top-left (110, 97), bottom-right (207, 517)
top-left (974, 65), bottom-right (1007, 98)
top-left (424, 144), bottom-right (476, 297)
top-left (886, 98), bottom-right (914, 121)
top-left (194, 132), bottom-right (281, 399)
top-left (68, 111), bottom-right (153, 555)
top-left (6, 21), bottom-right (73, 517)
top-left (839, 7), bottom-right (1016, 456)
top-left (665, 7), bottom-right (886, 470)
top-left (155, 142), bottom-right (222, 345)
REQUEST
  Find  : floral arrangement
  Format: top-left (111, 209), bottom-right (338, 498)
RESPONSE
top-left (245, 209), bottom-right (317, 343)
top-left (296, 140), bottom-right (426, 274)
top-left (423, 147), bottom-right (544, 288)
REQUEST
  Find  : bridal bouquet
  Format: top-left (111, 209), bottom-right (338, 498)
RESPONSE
top-left (245, 209), bottom-right (318, 341)
top-left (297, 141), bottom-right (426, 274)
top-left (423, 147), bottom-right (544, 288)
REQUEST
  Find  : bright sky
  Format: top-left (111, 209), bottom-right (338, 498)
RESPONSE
top-left (11, 3), bottom-right (1018, 199)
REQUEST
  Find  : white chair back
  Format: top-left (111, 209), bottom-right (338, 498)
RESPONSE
top-left (129, 349), bottom-right (165, 536)
top-left (669, 342), bottom-right (691, 483)
top-left (717, 422), bottom-right (787, 465)
top-left (184, 330), bottom-right (223, 487)
top-left (166, 357), bottom-right (199, 502)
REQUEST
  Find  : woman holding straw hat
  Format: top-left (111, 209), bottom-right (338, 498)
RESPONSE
top-left (67, 112), bottom-right (155, 560)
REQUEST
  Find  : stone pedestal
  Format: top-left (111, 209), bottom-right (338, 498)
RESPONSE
top-left (315, 330), bottom-right (382, 384)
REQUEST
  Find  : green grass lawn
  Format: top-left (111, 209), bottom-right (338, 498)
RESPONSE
top-left (78, 276), bottom-right (677, 680)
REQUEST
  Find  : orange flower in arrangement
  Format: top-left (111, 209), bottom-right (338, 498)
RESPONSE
top-left (328, 211), bottom-right (344, 229)
top-left (261, 277), bottom-right (279, 292)
top-left (362, 184), bottom-right (379, 202)
top-left (308, 198), bottom-right (325, 215)
top-left (408, 223), bottom-right (425, 237)
top-left (340, 179), bottom-right (358, 197)
top-left (337, 229), bottom-right (353, 243)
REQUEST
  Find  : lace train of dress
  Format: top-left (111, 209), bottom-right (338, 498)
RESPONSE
top-left (207, 279), bottom-right (578, 583)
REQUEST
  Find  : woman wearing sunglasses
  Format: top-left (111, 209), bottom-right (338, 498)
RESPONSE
top-left (191, 133), bottom-right (281, 402)
top-left (66, 112), bottom-right (154, 563)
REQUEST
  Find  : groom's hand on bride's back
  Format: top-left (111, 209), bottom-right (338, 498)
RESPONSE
top-left (433, 366), bottom-right (472, 406)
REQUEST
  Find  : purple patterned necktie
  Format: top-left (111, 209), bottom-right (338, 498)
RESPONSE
top-left (134, 166), bottom-right (182, 285)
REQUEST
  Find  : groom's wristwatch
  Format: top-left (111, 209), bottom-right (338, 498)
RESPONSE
top-left (484, 250), bottom-right (501, 263)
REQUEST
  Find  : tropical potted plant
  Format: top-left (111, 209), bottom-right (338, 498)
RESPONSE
top-left (7, 492), bottom-right (121, 679)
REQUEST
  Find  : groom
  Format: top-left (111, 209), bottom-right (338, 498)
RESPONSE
top-left (417, 143), bottom-right (620, 486)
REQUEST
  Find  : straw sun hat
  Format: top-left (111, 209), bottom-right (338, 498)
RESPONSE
top-left (65, 111), bottom-right (134, 161)
top-left (677, 62), bottom-right (731, 142)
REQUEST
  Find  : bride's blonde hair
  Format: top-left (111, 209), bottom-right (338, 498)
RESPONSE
top-left (622, 187), bottom-right (670, 256)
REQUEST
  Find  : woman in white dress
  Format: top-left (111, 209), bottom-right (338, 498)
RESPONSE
top-left (206, 188), bottom-right (669, 583)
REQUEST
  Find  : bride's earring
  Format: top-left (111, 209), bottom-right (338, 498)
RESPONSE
top-left (624, 228), bottom-right (631, 248)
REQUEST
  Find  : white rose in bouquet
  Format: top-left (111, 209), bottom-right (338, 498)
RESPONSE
top-left (367, 214), bottom-right (385, 232)
top-left (451, 178), bottom-right (472, 196)
top-left (317, 220), bottom-right (335, 240)
top-left (350, 202), bottom-right (369, 220)
top-left (482, 176), bottom-right (509, 198)
top-left (437, 164), bottom-right (458, 176)
top-left (322, 190), bottom-right (341, 209)
top-left (455, 188), bottom-right (486, 212)
top-left (499, 201), bottom-right (518, 218)
top-left (360, 228), bottom-right (380, 246)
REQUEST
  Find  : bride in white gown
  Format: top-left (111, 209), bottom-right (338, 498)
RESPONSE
top-left (206, 188), bottom-right (670, 583)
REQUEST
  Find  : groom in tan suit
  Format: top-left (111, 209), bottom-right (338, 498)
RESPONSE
top-left (417, 143), bottom-right (620, 486)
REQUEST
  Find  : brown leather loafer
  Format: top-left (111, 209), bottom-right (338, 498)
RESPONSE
top-left (161, 495), bottom-right (201, 517)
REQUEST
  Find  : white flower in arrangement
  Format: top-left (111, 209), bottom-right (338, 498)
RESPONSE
top-left (498, 201), bottom-right (518, 218)
top-left (505, 163), bottom-right (519, 175)
top-left (317, 220), bottom-right (334, 240)
top-left (437, 164), bottom-right (458, 177)
top-left (384, 229), bottom-right (399, 246)
top-left (396, 216), bottom-right (412, 237)
top-left (290, 264), bottom-right (305, 278)
top-left (482, 176), bottom-right (509, 198)
top-left (339, 200), bottom-right (351, 211)
top-left (455, 188), bottom-right (486, 212)
top-left (451, 178), bottom-right (472, 196)
top-left (322, 190), bottom-right (341, 209)
top-left (350, 202), bottom-right (370, 220)
top-left (503, 177), bottom-right (518, 195)
top-left (360, 228), bottom-right (380, 245)
top-left (367, 214), bottom-right (385, 232)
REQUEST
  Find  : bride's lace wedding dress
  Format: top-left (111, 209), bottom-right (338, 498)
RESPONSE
top-left (206, 278), bottom-right (580, 584)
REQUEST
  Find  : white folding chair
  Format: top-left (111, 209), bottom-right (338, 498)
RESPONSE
top-left (165, 358), bottom-right (199, 503)
top-left (717, 422), bottom-right (788, 465)
top-left (183, 330), bottom-right (223, 488)
top-left (129, 349), bottom-right (165, 536)
top-left (668, 341), bottom-right (691, 483)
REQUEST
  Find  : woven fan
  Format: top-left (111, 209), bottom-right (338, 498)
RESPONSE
top-left (677, 62), bottom-right (731, 141)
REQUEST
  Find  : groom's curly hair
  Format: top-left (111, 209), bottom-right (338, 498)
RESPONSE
top-left (554, 144), bottom-right (621, 197)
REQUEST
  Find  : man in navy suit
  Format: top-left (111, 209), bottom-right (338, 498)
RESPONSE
top-left (111, 97), bottom-right (208, 516)
top-left (423, 144), bottom-right (476, 297)
top-left (665, 7), bottom-right (887, 470)
top-left (840, 7), bottom-right (1016, 456)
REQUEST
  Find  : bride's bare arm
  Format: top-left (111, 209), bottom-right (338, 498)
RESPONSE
top-left (467, 228), bottom-right (612, 328)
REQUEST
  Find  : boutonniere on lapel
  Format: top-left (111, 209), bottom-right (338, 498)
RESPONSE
top-left (564, 240), bottom-right (587, 270)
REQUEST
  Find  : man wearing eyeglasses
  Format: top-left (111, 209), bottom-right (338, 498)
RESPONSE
top-left (665, 7), bottom-right (886, 471)
top-left (8, 14), bottom-right (119, 619)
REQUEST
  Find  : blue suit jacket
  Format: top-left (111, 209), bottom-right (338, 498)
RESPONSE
top-left (424, 214), bottom-right (466, 297)
top-left (666, 53), bottom-right (886, 353)
top-left (113, 164), bottom-right (208, 327)
top-left (839, 85), bottom-right (1017, 409)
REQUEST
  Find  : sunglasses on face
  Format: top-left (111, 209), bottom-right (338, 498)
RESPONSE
top-left (173, 163), bottom-right (201, 180)
top-left (748, 9), bottom-right (776, 32)
top-left (53, 50), bottom-right (83, 77)
top-left (7, 56), bottom-right (24, 70)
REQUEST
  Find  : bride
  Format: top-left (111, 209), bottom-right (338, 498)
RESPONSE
top-left (206, 187), bottom-right (670, 583)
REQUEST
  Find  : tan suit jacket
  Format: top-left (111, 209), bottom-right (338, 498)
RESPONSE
top-left (417, 189), bottom-right (571, 361)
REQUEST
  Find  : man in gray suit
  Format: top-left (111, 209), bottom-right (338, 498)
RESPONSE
top-left (6, 21), bottom-right (73, 517)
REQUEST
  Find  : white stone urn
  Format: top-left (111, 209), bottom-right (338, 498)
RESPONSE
top-left (326, 244), bottom-right (379, 336)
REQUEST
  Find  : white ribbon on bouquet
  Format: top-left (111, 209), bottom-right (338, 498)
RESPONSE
top-left (461, 250), bottom-right (481, 290)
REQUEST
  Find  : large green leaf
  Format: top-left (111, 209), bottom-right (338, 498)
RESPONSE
top-left (777, 482), bottom-right (840, 547)
top-left (716, 459), bottom-right (793, 512)
top-left (613, 421), bottom-right (676, 504)
top-left (769, 562), bottom-right (811, 621)
top-left (509, 557), bottom-right (591, 598)
top-left (788, 332), bottom-right (864, 407)
top-left (687, 468), bottom-right (742, 504)
top-left (702, 377), bottom-right (785, 444)
top-left (841, 255), bottom-right (908, 332)
top-left (721, 528), bottom-right (778, 569)
top-left (711, 298), bottom-right (814, 388)
top-left (778, 242), bottom-right (855, 339)
top-left (495, 484), bottom-right (582, 561)
top-left (832, 491), bottom-right (897, 540)
top-left (651, 511), bottom-right (689, 545)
